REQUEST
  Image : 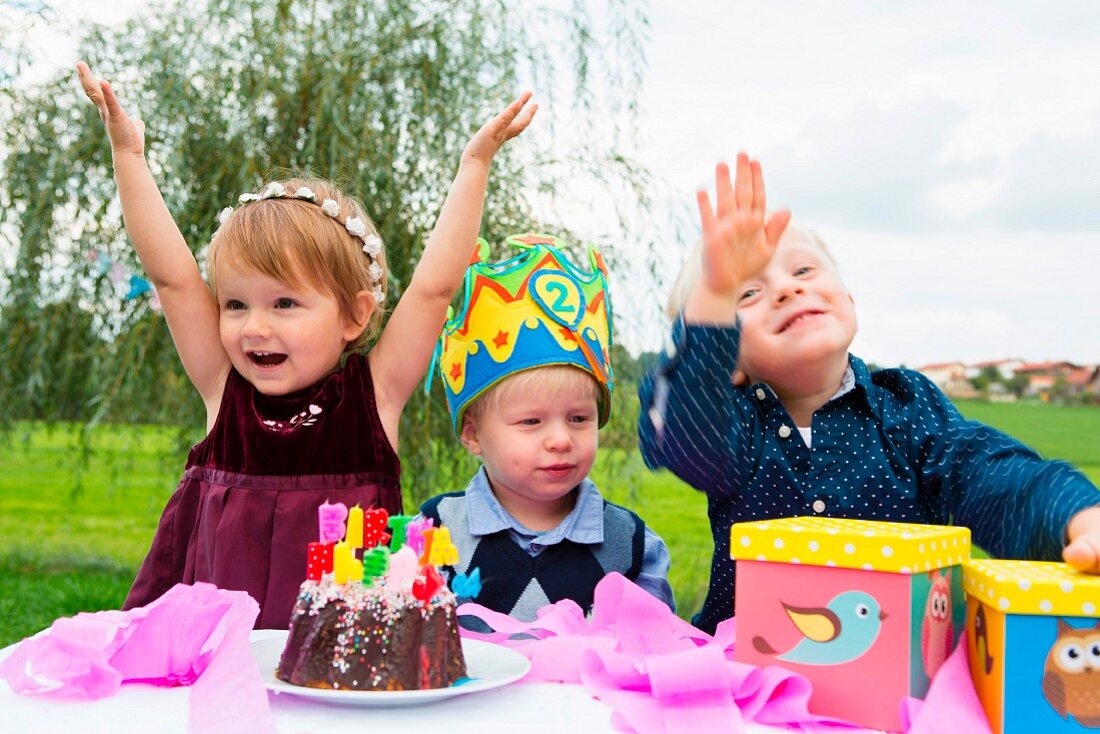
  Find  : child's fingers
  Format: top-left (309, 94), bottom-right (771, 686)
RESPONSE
top-left (733, 152), bottom-right (753, 212)
top-left (764, 209), bottom-right (791, 247)
top-left (100, 80), bottom-right (125, 121)
top-left (1063, 537), bottom-right (1100, 574)
top-left (713, 161), bottom-right (734, 218)
top-left (77, 62), bottom-right (108, 113)
top-left (751, 160), bottom-right (765, 216)
top-left (499, 91), bottom-right (533, 124)
top-left (505, 102), bottom-right (538, 138)
top-left (696, 189), bottom-right (717, 237)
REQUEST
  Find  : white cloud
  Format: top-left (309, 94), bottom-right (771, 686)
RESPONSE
top-left (629, 1), bottom-right (1100, 364)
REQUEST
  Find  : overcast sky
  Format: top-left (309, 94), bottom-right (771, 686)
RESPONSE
top-left (11, 0), bottom-right (1100, 367)
top-left (634, 1), bottom-right (1100, 367)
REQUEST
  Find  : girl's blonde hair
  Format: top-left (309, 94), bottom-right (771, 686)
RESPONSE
top-left (206, 177), bottom-right (388, 351)
top-left (463, 365), bottom-right (600, 427)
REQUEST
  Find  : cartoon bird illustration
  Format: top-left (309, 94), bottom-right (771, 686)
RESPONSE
top-left (752, 590), bottom-right (888, 666)
top-left (921, 568), bottom-right (953, 679)
top-left (973, 604), bottom-right (994, 676)
top-left (1042, 619), bottom-right (1100, 726)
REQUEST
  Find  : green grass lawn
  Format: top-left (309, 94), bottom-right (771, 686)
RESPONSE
top-left (1, 399), bottom-right (1098, 647)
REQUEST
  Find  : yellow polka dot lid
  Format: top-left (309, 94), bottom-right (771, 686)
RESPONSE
top-left (729, 516), bottom-right (971, 574)
top-left (963, 558), bottom-right (1100, 617)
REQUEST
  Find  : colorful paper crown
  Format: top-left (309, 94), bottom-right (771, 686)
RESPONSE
top-left (437, 233), bottom-right (614, 433)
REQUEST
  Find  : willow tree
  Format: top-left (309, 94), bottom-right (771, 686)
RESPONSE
top-left (0, 0), bottom-right (657, 501)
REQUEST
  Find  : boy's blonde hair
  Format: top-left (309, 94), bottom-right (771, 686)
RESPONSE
top-left (206, 177), bottom-right (388, 351)
top-left (664, 222), bottom-right (839, 318)
top-left (462, 365), bottom-right (600, 428)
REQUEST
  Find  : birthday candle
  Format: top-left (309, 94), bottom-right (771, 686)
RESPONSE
top-left (388, 546), bottom-right (418, 592)
top-left (333, 541), bottom-right (351, 584)
top-left (428, 526), bottom-right (459, 566)
top-left (362, 546), bottom-right (390, 585)
top-left (346, 505), bottom-right (364, 549)
top-left (363, 508), bottom-right (390, 549)
top-left (318, 500), bottom-right (348, 543)
top-left (388, 514), bottom-right (413, 551)
top-left (418, 527), bottom-right (436, 565)
top-left (405, 516), bottom-right (434, 556)
top-left (306, 541), bottom-right (334, 581)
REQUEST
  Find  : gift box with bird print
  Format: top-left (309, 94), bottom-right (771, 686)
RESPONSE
top-left (730, 516), bottom-right (970, 731)
top-left (963, 559), bottom-right (1100, 733)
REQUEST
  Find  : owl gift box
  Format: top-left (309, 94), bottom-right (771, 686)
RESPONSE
top-left (731, 517), bottom-right (970, 731)
top-left (964, 559), bottom-right (1100, 732)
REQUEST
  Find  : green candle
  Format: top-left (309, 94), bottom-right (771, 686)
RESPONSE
top-left (387, 514), bottom-right (413, 551)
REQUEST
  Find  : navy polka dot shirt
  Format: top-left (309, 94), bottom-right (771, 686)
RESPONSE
top-left (638, 319), bottom-right (1100, 634)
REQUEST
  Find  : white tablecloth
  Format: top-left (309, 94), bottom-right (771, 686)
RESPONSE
top-left (1, 630), bottom-right (791, 734)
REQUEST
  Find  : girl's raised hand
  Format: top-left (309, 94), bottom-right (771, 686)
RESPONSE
top-left (77, 61), bottom-right (145, 157)
top-left (696, 153), bottom-right (790, 297)
top-left (461, 92), bottom-right (538, 167)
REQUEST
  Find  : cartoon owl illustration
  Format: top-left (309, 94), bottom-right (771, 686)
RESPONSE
top-left (921, 568), bottom-right (953, 680)
top-left (1042, 618), bottom-right (1100, 727)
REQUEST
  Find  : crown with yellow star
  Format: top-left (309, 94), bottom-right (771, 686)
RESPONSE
top-left (437, 233), bottom-right (614, 433)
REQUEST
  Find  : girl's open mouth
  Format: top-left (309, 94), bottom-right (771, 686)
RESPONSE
top-left (248, 351), bottom-right (288, 367)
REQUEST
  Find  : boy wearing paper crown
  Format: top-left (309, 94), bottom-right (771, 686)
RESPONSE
top-left (420, 234), bottom-right (674, 624)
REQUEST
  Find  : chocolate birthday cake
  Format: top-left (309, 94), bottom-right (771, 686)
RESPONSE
top-left (275, 505), bottom-right (468, 691)
top-left (276, 570), bottom-right (466, 690)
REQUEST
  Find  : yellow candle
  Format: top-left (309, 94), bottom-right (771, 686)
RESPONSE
top-left (333, 541), bottom-right (351, 584)
top-left (346, 505), bottom-right (364, 549)
top-left (350, 557), bottom-right (363, 584)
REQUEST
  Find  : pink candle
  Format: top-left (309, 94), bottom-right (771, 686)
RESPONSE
top-left (318, 500), bottom-right (348, 543)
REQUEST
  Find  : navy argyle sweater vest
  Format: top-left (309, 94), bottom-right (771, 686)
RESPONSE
top-left (420, 491), bottom-right (645, 621)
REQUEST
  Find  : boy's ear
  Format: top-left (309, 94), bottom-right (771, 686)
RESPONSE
top-left (459, 417), bottom-right (483, 456)
top-left (342, 289), bottom-right (375, 342)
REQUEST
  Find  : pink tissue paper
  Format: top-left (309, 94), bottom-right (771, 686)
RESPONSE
top-left (458, 573), bottom-right (991, 734)
top-left (0, 582), bottom-right (274, 734)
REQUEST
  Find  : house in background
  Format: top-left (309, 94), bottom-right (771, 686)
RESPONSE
top-left (1067, 365), bottom-right (1100, 397)
top-left (917, 361), bottom-right (978, 399)
top-left (965, 359), bottom-right (1024, 381)
top-left (916, 359), bottom-right (1098, 402)
top-left (1013, 361), bottom-right (1100, 399)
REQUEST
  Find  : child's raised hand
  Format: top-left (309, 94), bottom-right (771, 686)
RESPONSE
top-left (696, 153), bottom-right (790, 297)
top-left (1064, 506), bottom-right (1100, 574)
top-left (77, 61), bottom-right (145, 157)
top-left (461, 92), bottom-right (537, 167)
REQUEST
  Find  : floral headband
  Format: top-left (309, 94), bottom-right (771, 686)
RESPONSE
top-left (217, 182), bottom-right (386, 304)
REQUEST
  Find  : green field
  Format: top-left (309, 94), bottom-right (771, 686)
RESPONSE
top-left (1, 400), bottom-right (1098, 647)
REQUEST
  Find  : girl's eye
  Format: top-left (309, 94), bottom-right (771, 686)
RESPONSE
top-left (794, 266), bottom-right (813, 276)
top-left (275, 298), bottom-right (297, 309)
top-left (569, 414), bottom-right (593, 424)
top-left (739, 288), bottom-right (759, 302)
top-left (519, 417), bottom-right (540, 426)
top-left (225, 299), bottom-right (246, 310)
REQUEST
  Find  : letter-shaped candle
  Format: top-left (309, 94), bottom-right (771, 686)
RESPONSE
top-left (387, 514), bottom-right (413, 551)
top-left (427, 526), bottom-right (459, 566)
top-left (333, 541), bottom-right (351, 584)
top-left (306, 541), bottom-right (334, 580)
top-left (363, 508), bottom-right (390, 549)
top-left (346, 505), bottom-right (364, 549)
top-left (318, 500), bottom-right (348, 543)
top-left (405, 517), bottom-right (434, 556)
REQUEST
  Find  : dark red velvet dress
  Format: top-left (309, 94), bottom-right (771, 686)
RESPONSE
top-left (124, 353), bottom-right (402, 629)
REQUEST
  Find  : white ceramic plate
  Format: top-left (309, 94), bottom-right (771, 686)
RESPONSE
top-left (251, 631), bottom-right (531, 706)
